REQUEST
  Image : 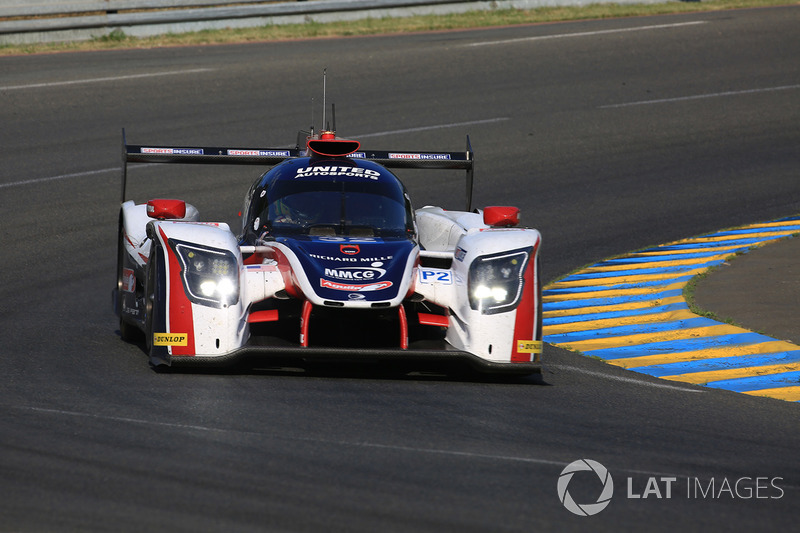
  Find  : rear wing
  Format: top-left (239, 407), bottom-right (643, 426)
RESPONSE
top-left (121, 130), bottom-right (475, 211)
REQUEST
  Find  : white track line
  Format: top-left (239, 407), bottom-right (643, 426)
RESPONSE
top-left (19, 405), bottom-right (563, 465)
top-left (600, 84), bottom-right (800, 108)
top-left (547, 365), bottom-right (705, 393)
top-left (18, 404), bottom-right (741, 483)
top-left (464, 21), bottom-right (707, 47)
top-left (353, 117), bottom-right (509, 138)
top-left (0, 166), bottom-right (118, 189)
top-left (0, 68), bottom-right (213, 91)
top-left (7, 406), bottom-right (676, 473)
top-left (1, 118), bottom-right (505, 189)
top-left (16, 405), bottom-right (799, 492)
top-left (0, 164), bottom-right (165, 189)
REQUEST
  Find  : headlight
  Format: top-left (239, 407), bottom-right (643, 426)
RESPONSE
top-left (171, 241), bottom-right (239, 308)
top-left (468, 247), bottom-right (531, 315)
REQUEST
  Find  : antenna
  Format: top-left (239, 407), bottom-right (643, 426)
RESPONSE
top-left (322, 68), bottom-right (327, 132)
top-left (309, 97), bottom-right (315, 139)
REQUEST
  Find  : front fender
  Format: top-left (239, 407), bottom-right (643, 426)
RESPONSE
top-left (417, 227), bottom-right (542, 363)
top-left (147, 221), bottom-right (250, 358)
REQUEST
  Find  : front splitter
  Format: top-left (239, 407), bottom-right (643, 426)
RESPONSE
top-left (167, 344), bottom-right (541, 375)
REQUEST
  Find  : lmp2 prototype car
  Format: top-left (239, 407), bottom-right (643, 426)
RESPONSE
top-left (113, 127), bottom-right (543, 375)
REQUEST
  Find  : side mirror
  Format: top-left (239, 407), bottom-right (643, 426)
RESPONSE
top-left (147, 199), bottom-right (186, 220)
top-left (483, 206), bottom-right (520, 227)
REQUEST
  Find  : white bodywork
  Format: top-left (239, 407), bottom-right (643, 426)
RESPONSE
top-left (119, 201), bottom-right (542, 367)
top-left (415, 207), bottom-right (543, 363)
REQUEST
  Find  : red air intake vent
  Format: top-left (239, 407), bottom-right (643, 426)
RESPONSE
top-left (307, 133), bottom-right (361, 157)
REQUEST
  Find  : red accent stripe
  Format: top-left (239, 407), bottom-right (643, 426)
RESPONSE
top-left (510, 241), bottom-right (540, 362)
top-left (159, 227), bottom-right (195, 356)
top-left (271, 246), bottom-right (301, 298)
top-left (300, 300), bottom-right (312, 347)
top-left (398, 306), bottom-right (408, 349)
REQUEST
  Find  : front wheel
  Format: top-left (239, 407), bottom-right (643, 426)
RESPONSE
top-left (144, 242), bottom-right (170, 368)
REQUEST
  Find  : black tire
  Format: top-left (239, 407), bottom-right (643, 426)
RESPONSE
top-left (119, 316), bottom-right (139, 343)
top-left (144, 242), bottom-right (170, 367)
top-left (116, 217), bottom-right (141, 342)
top-left (536, 255), bottom-right (543, 343)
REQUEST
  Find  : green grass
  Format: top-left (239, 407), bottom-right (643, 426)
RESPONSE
top-left (1, 0), bottom-right (796, 55)
top-left (683, 263), bottom-right (733, 322)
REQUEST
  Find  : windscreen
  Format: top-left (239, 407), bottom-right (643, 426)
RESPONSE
top-left (265, 178), bottom-right (409, 238)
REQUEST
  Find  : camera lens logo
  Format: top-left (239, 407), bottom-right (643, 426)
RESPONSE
top-left (557, 459), bottom-right (614, 516)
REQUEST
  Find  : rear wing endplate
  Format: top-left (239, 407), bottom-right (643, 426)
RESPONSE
top-left (121, 130), bottom-right (475, 211)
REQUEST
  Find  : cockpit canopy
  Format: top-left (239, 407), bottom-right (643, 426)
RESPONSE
top-left (241, 157), bottom-right (414, 243)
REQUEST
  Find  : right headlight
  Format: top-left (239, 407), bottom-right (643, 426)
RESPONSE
top-left (468, 247), bottom-right (531, 315)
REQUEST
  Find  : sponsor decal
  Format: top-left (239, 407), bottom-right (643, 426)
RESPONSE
top-left (227, 149), bottom-right (291, 157)
top-left (121, 299), bottom-right (141, 318)
top-left (314, 236), bottom-right (380, 243)
top-left (309, 253), bottom-right (393, 263)
top-left (349, 152), bottom-right (366, 158)
top-left (516, 340), bottom-right (543, 353)
top-left (122, 268), bottom-right (136, 292)
top-left (245, 264), bottom-right (279, 272)
top-left (294, 166), bottom-right (380, 180)
top-left (389, 153), bottom-right (452, 160)
top-left (324, 265), bottom-right (386, 281)
top-left (142, 147), bottom-right (203, 155)
top-left (341, 244), bottom-right (360, 255)
top-left (153, 333), bottom-right (189, 346)
top-left (418, 269), bottom-right (453, 284)
top-left (348, 293), bottom-right (366, 300)
top-left (320, 279), bottom-right (393, 292)
top-left (454, 247), bottom-right (467, 262)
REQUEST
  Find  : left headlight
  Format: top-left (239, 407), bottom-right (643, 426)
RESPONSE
top-left (171, 241), bottom-right (239, 308)
top-left (468, 247), bottom-right (531, 315)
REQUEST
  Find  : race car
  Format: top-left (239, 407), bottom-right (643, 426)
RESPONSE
top-left (113, 127), bottom-right (543, 375)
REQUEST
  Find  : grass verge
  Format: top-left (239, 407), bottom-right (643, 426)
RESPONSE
top-left (1, 0), bottom-right (796, 56)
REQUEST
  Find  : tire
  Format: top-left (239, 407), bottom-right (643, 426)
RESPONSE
top-left (116, 218), bottom-right (141, 342)
top-left (119, 317), bottom-right (139, 343)
top-left (144, 242), bottom-right (170, 367)
top-left (536, 255), bottom-right (543, 343)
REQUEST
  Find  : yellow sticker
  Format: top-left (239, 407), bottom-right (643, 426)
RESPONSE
top-left (517, 340), bottom-right (543, 353)
top-left (153, 333), bottom-right (189, 346)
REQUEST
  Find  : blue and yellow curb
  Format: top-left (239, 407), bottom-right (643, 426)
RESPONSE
top-left (542, 216), bottom-right (800, 402)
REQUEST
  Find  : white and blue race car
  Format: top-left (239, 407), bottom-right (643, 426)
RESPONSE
top-left (113, 128), bottom-right (543, 375)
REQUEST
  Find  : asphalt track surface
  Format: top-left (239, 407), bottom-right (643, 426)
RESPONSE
top-left (1, 6), bottom-right (798, 531)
